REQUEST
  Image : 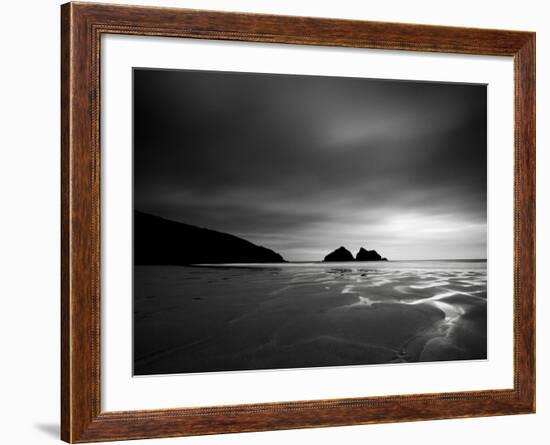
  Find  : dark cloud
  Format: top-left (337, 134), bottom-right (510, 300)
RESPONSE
top-left (134, 68), bottom-right (486, 260)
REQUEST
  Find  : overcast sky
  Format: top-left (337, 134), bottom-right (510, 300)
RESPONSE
top-left (134, 68), bottom-right (487, 261)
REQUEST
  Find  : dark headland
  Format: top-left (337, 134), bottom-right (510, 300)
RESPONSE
top-left (323, 246), bottom-right (388, 262)
top-left (134, 211), bottom-right (285, 265)
top-left (323, 246), bottom-right (355, 262)
top-left (356, 247), bottom-right (387, 261)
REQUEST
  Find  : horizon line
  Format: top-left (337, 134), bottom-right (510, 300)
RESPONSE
top-left (245, 258), bottom-right (487, 263)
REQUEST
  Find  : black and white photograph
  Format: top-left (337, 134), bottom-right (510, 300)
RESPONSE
top-left (133, 68), bottom-right (487, 376)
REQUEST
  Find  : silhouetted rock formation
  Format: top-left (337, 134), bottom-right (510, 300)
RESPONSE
top-left (323, 246), bottom-right (354, 262)
top-left (134, 211), bottom-right (285, 265)
top-left (355, 247), bottom-right (387, 261)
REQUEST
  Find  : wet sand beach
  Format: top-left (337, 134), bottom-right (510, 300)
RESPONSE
top-left (134, 261), bottom-right (487, 375)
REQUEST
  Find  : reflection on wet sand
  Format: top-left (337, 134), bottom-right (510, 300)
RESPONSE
top-left (134, 261), bottom-right (487, 375)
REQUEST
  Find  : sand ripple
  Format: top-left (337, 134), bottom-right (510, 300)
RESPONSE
top-left (134, 261), bottom-right (487, 375)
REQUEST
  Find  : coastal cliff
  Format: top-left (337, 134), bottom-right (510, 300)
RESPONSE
top-left (323, 246), bottom-right (388, 262)
top-left (323, 246), bottom-right (355, 262)
top-left (356, 247), bottom-right (387, 261)
top-left (134, 211), bottom-right (285, 265)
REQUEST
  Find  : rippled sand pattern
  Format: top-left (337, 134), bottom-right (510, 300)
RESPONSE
top-left (134, 261), bottom-right (487, 375)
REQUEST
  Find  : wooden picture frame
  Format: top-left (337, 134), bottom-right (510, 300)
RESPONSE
top-left (61, 2), bottom-right (535, 442)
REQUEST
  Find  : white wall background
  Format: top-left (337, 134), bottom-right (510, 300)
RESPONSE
top-left (0, 1), bottom-right (546, 444)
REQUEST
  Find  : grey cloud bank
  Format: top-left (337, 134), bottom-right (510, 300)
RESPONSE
top-left (134, 68), bottom-right (486, 261)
